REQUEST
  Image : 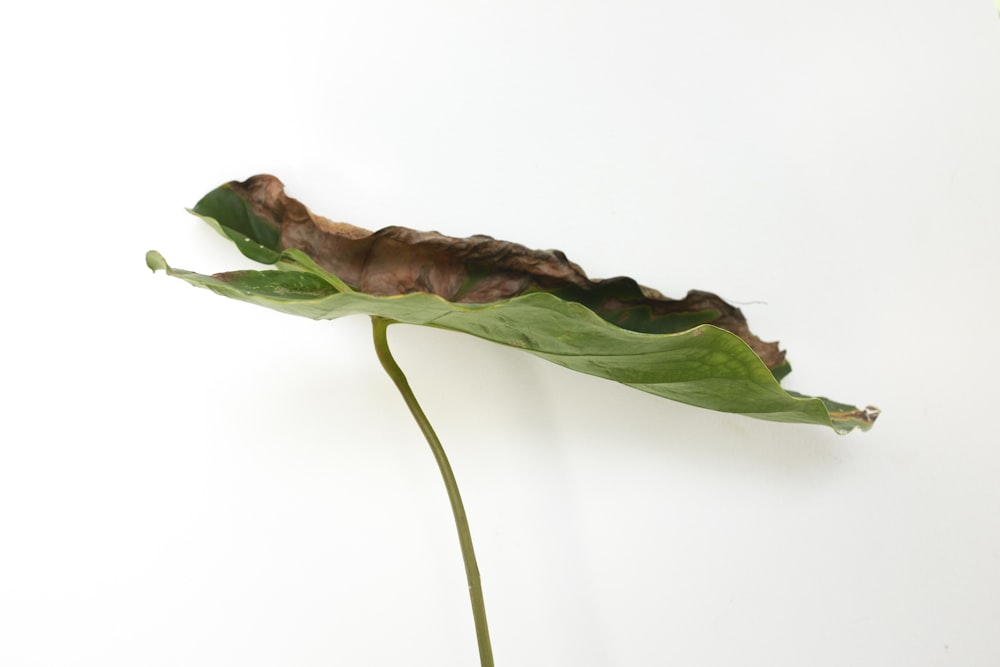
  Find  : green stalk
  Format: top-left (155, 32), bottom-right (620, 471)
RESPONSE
top-left (371, 316), bottom-right (495, 667)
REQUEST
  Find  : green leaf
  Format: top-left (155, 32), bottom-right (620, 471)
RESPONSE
top-left (145, 242), bottom-right (878, 434)
top-left (188, 183), bottom-right (282, 264)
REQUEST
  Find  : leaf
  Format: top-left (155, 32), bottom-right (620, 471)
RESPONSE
top-left (148, 176), bottom-right (878, 434)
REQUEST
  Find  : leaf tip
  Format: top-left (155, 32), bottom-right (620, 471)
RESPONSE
top-left (831, 404), bottom-right (881, 434)
top-left (146, 250), bottom-right (168, 273)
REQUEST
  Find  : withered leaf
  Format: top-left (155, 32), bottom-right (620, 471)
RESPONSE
top-left (221, 175), bottom-right (786, 371)
top-left (147, 175), bottom-right (878, 433)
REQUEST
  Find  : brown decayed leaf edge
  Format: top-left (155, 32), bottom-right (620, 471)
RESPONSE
top-left (229, 175), bottom-right (786, 370)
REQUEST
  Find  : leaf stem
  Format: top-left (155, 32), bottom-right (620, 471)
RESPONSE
top-left (371, 316), bottom-right (495, 667)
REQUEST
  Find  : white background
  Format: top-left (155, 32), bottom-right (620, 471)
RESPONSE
top-left (2, 2), bottom-right (999, 665)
